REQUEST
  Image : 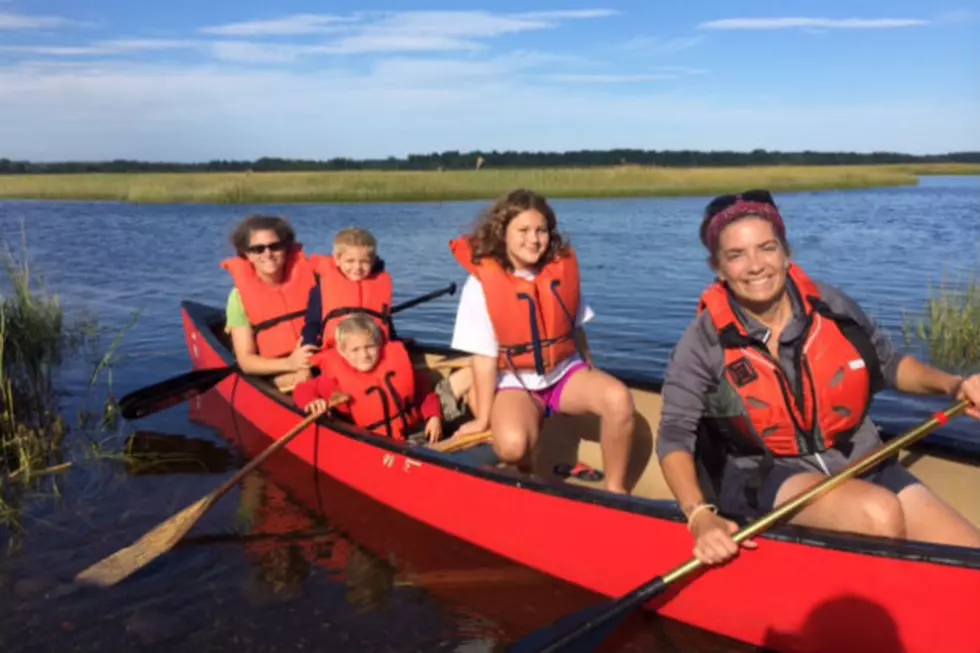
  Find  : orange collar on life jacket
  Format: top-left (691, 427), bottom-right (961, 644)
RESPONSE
top-left (308, 254), bottom-right (393, 349)
top-left (696, 263), bottom-right (884, 458)
top-left (449, 236), bottom-right (582, 375)
top-left (319, 340), bottom-right (420, 441)
top-left (221, 245), bottom-right (318, 359)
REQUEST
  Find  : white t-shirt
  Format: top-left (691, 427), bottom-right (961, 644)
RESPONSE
top-left (450, 272), bottom-right (595, 391)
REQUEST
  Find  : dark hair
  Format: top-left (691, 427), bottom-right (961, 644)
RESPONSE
top-left (229, 214), bottom-right (297, 257)
top-left (465, 188), bottom-right (570, 271)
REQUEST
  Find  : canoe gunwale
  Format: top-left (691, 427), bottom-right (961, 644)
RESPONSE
top-left (181, 298), bottom-right (980, 571)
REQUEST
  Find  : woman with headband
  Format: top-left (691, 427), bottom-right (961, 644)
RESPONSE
top-left (656, 189), bottom-right (980, 565)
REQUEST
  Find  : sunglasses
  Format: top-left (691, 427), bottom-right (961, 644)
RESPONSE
top-left (700, 189), bottom-right (776, 244)
top-left (245, 241), bottom-right (287, 255)
top-left (704, 189), bottom-right (775, 220)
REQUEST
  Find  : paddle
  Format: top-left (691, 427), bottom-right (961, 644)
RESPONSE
top-left (118, 281), bottom-right (458, 420)
top-left (427, 429), bottom-right (493, 453)
top-left (508, 400), bottom-right (971, 653)
top-left (74, 394), bottom-right (349, 589)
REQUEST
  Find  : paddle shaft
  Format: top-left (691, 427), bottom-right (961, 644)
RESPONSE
top-left (391, 281), bottom-right (457, 314)
top-left (118, 282), bottom-right (458, 421)
top-left (520, 400), bottom-right (970, 653)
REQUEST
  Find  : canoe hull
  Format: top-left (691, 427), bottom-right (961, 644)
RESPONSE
top-left (181, 300), bottom-right (980, 653)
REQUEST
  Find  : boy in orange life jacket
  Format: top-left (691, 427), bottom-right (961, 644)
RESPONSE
top-left (293, 315), bottom-right (462, 444)
top-left (301, 227), bottom-right (395, 352)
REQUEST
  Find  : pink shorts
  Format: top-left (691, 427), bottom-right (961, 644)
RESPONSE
top-left (499, 361), bottom-right (588, 417)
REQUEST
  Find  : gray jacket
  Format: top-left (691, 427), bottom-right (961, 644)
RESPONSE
top-left (656, 276), bottom-right (903, 477)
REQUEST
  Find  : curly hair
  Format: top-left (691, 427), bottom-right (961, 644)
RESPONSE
top-left (229, 214), bottom-right (297, 257)
top-left (465, 188), bottom-right (570, 271)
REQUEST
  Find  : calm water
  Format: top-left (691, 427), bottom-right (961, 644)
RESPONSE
top-left (0, 176), bottom-right (978, 652)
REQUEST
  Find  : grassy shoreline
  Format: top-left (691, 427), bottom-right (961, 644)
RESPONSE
top-left (0, 163), bottom-right (977, 204)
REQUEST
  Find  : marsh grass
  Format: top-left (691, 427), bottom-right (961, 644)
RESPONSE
top-left (1, 163), bottom-right (973, 204)
top-left (0, 228), bottom-right (132, 531)
top-left (902, 262), bottom-right (980, 374)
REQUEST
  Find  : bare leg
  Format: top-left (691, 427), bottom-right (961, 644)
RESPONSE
top-left (774, 473), bottom-right (906, 538)
top-left (896, 483), bottom-right (980, 548)
top-left (557, 368), bottom-right (635, 494)
top-left (489, 391), bottom-right (544, 472)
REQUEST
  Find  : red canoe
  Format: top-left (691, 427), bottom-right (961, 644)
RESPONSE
top-left (180, 299), bottom-right (980, 653)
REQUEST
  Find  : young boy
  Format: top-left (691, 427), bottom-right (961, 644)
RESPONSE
top-left (293, 315), bottom-right (466, 444)
top-left (302, 227), bottom-right (394, 351)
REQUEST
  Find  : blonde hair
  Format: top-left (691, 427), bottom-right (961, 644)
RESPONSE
top-left (333, 227), bottom-right (377, 258)
top-left (335, 314), bottom-right (383, 350)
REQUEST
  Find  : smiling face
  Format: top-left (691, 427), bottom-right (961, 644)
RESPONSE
top-left (335, 245), bottom-right (375, 282)
top-left (245, 228), bottom-right (288, 282)
top-left (714, 216), bottom-right (789, 310)
top-left (337, 329), bottom-right (381, 372)
top-left (504, 209), bottom-right (550, 272)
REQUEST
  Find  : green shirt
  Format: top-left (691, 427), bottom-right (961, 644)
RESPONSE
top-left (225, 288), bottom-right (250, 330)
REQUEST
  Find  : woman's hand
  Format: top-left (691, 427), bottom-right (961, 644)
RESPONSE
top-left (689, 510), bottom-right (756, 566)
top-left (288, 337), bottom-right (318, 372)
top-left (303, 399), bottom-right (329, 416)
top-left (952, 374), bottom-right (980, 420)
top-left (424, 417), bottom-right (443, 444)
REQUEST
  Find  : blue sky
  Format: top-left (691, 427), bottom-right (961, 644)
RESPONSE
top-left (1, 0), bottom-right (978, 161)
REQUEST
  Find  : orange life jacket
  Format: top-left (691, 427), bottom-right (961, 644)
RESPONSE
top-left (319, 340), bottom-right (421, 441)
top-left (696, 263), bottom-right (883, 457)
top-left (308, 255), bottom-right (393, 350)
top-left (449, 236), bottom-right (581, 375)
top-left (221, 246), bottom-right (317, 359)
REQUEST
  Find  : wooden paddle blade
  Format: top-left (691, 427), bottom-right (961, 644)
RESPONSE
top-left (508, 577), bottom-right (667, 653)
top-left (73, 399), bottom-right (343, 589)
top-left (119, 366), bottom-right (234, 420)
top-left (74, 496), bottom-right (212, 588)
top-left (424, 356), bottom-right (473, 372)
top-left (428, 430), bottom-right (492, 453)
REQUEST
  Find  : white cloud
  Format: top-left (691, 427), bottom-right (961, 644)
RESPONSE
top-left (0, 39), bottom-right (195, 56)
top-left (620, 36), bottom-right (703, 55)
top-left (513, 10), bottom-right (620, 20)
top-left (315, 34), bottom-right (486, 55)
top-left (0, 11), bottom-right (80, 29)
top-left (699, 17), bottom-right (929, 30)
top-left (208, 41), bottom-right (309, 63)
top-left (547, 73), bottom-right (675, 83)
top-left (0, 60), bottom-right (976, 162)
top-left (198, 13), bottom-right (348, 37)
top-left (198, 9), bottom-right (618, 54)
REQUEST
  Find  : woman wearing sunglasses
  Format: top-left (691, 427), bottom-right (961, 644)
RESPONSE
top-left (221, 214), bottom-right (320, 392)
top-left (656, 189), bottom-right (980, 566)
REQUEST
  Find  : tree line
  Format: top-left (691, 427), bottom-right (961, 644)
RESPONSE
top-left (2, 149), bottom-right (978, 174)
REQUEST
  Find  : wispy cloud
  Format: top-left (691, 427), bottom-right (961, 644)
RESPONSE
top-left (513, 10), bottom-right (620, 20)
top-left (197, 9), bottom-right (618, 54)
top-left (1, 60), bottom-right (976, 161)
top-left (198, 13), bottom-right (348, 37)
top-left (698, 17), bottom-right (929, 30)
top-left (0, 39), bottom-right (194, 56)
top-left (0, 11), bottom-right (80, 30)
top-left (620, 36), bottom-right (703, 55)
top-left (547, 73), bottom-right (674, 83)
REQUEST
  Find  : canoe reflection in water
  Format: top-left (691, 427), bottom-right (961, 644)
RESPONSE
top-left (188, 384), bottom-right (719, 653)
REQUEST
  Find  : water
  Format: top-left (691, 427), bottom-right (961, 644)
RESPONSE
top-left (0, 176), bottom-right (978, 652)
